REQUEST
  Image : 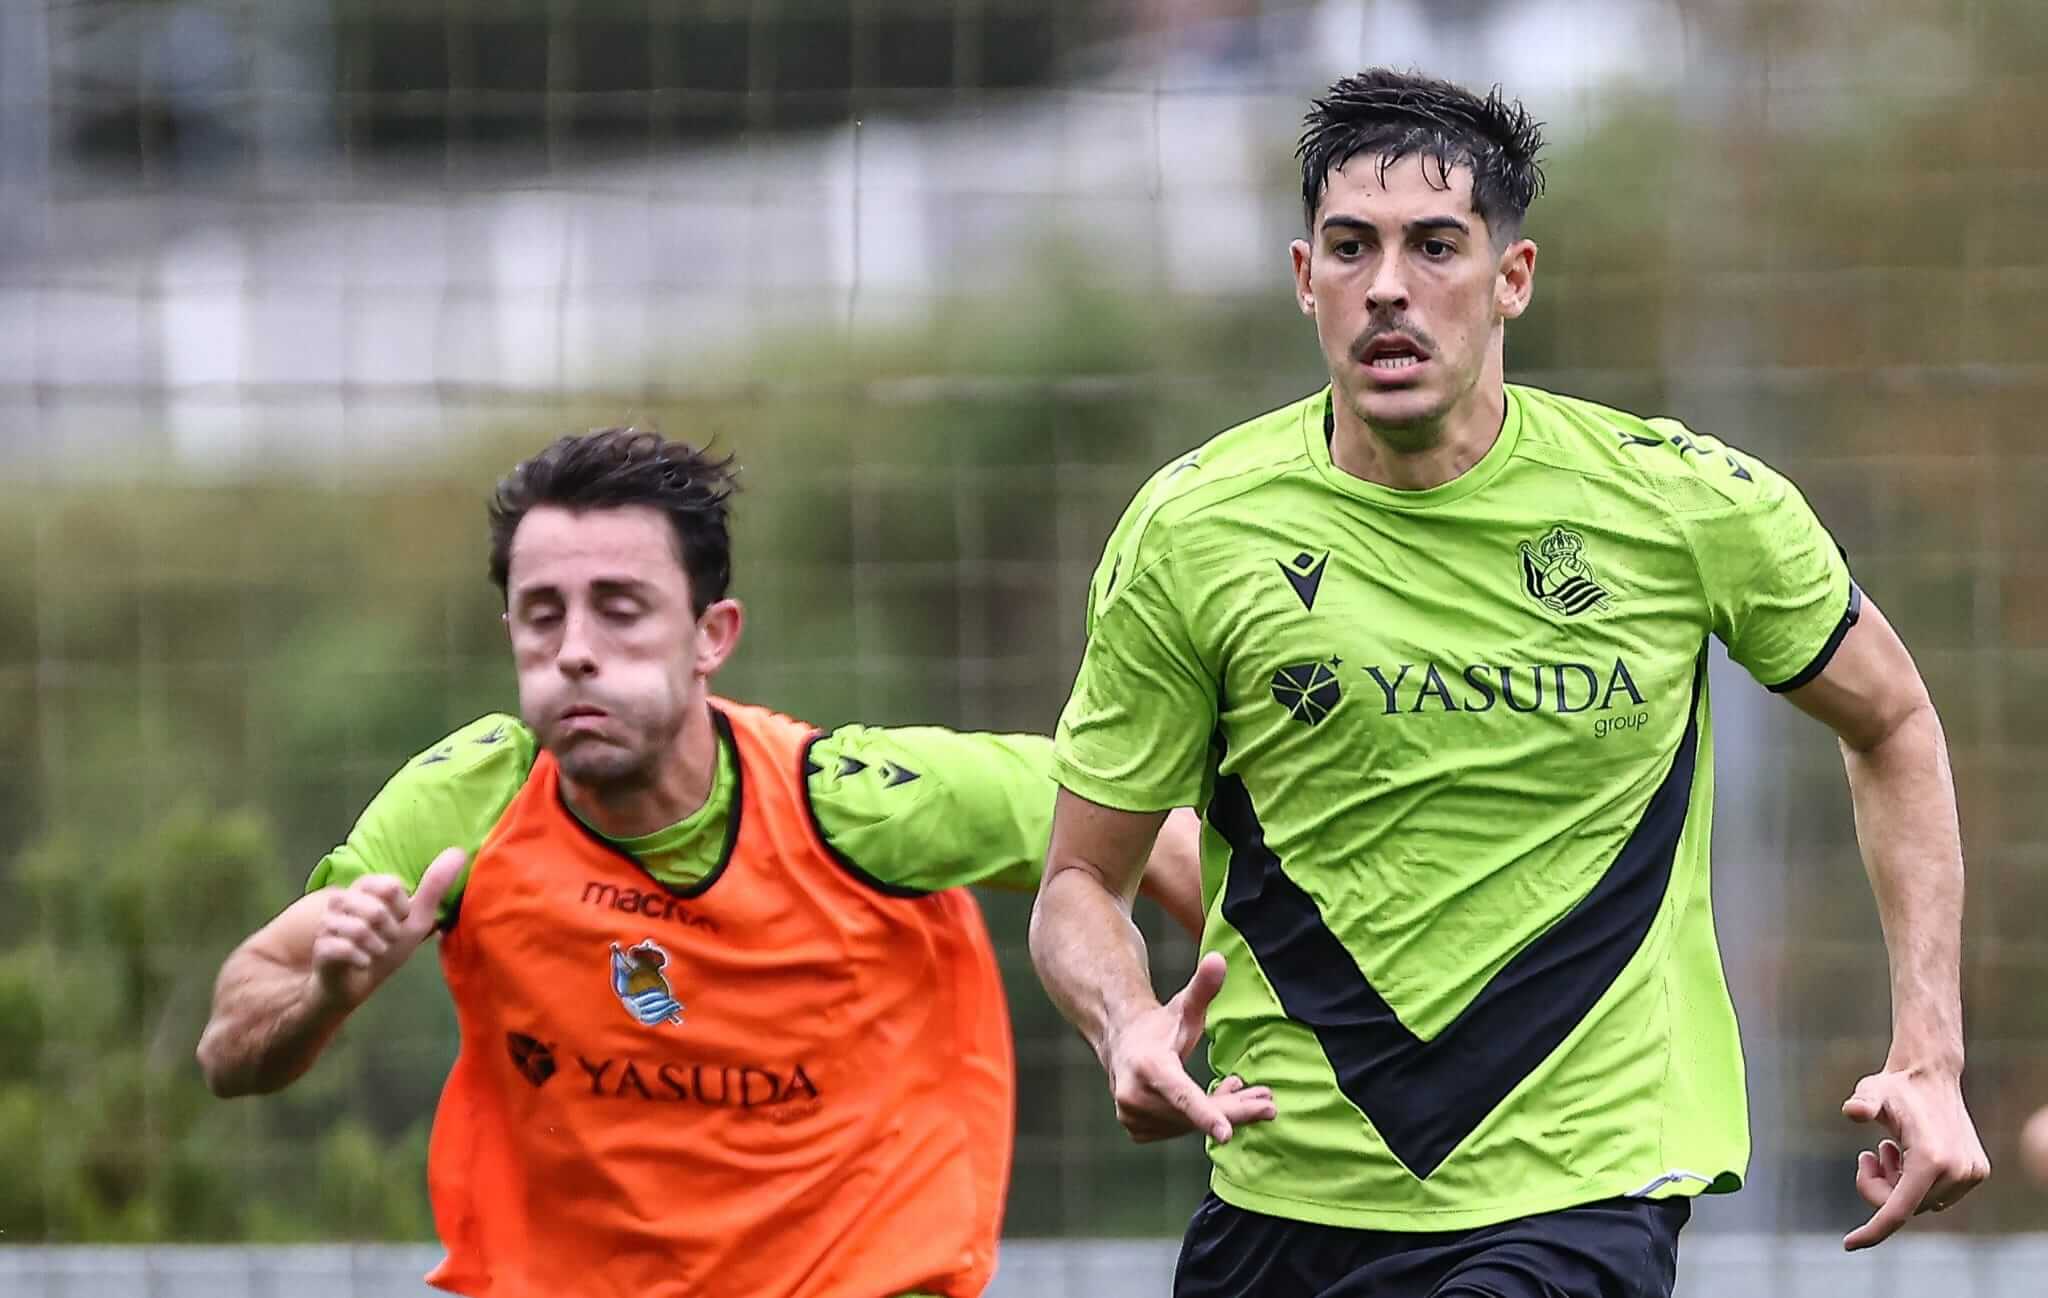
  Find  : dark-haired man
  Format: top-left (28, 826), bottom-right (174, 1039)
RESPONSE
top-left (196, 430), bottom-right (1235, 1298)
top-left (1030, 68), bottom-right (1987, 1296)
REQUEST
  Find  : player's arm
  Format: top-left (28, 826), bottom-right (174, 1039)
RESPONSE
top-left (804, 726), bottom-right (1207, 936)
top-left (1677, 433), bottom-right (1987, 1249)
top-left (1030, 524), bottom-right (1273, 1145)
top-left (2020, 1104), bottom-right (2048, 1186)
top-left (1782, 597), bottom-right (1989, 1247)
top-left (1033, 794), bottom-right (1268, 1144)
top-left (196, 715), bottom-right (529, 1097)
top-left (1139, 806), bottom-right (1205, 939)
top-left (195, 850), bottom-right (465, 1097)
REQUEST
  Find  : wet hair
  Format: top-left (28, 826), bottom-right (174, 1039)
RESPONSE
top-left (488, 428), bottom-right (738, 616)
top-left (1298, 69), bottom-right (1546, 243)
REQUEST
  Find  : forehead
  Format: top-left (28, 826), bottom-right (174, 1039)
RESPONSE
top-left (1319, 152), bottom-right (1481, 227)
top-left (507, 504), bottom-right (685, 589)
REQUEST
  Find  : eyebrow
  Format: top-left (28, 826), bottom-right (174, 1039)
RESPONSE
top-left (512, 576), bottom-right (657, 604)
top-left (1321, 214), bottom-right (1473, 237)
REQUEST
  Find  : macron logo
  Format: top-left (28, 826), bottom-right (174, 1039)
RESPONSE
top-left (1278, 551), bottom-right (1330, 611)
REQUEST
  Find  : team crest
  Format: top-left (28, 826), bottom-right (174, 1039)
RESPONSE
top-left (1519, 527), bottom-right (1611, 617)
top-left (610, 939), bottom-right (685, 1028)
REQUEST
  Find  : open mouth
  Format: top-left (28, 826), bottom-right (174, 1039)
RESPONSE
top-left (1359, 335), bottom-right (1430, 374)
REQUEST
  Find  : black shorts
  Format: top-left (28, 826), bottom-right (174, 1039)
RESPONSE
top-left (1173, 1192), bottom-right (1691, 1298)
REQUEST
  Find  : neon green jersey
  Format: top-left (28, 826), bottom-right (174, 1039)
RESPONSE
top-left (310, 706), bottom-right (1061, 907)
top-left (1054, 385), bottom-right (1856, 1231)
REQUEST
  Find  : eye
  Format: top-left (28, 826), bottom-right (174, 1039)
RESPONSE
top-left (1421, 238), bottom-right (1454, 259)
top-left (524, 607), bottom-right (562, 630)
top-left (1333, 240), bottom-right (1364, 258)
top-left (600, 600), bottom-right (644, 622)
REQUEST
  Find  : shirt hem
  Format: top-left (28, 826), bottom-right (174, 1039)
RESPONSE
top-left (1207, 1167), bottom-right (1720, 1233)
top-left (1766, 582), bottom-right (1865, 693)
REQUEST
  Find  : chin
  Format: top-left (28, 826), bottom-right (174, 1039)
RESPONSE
top-left (554, 741), bottom-right (651, 788)
top-left (1356, 388), bottom-right (1451, 436)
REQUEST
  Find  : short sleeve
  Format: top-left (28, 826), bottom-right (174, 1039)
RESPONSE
top-left (1054, 533), bottom-right (1218, 813)
top-left (803, 726), bottom-right (1058, 893)
top-left (1675, 438), bottom-right (1858, 691)
top-left (306, 715), bottom-right (536, 917)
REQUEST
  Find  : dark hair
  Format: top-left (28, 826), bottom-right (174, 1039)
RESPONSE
top-left (488, 428), bottom-right (738, 616)
top-left (1298, 69), bottom-right (1546, 242)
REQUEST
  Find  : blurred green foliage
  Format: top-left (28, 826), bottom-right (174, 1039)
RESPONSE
top-left (0, 277), bottom-right (1301, 1241)
top-left (6, 0), bottom-right (2046, 1242)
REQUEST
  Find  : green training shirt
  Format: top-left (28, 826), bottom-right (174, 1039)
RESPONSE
top-left (1054, 385), bottom-right (1856, 1230)
top-left (310, 708), bottom-right (1060, 906)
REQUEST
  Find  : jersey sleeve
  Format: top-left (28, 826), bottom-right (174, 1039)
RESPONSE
top-left (1664, 424), bottom-right (1858, 691)
top-left (1053, 499), bottom-right (1218, 813)
top-left (803, 726), bottom-right (1057, 893)
top-left (306, 714), bottom-right (538, 917)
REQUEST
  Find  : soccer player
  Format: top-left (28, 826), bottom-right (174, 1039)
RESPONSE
top-left (195, 429), bottom-right (1212, 1298)
top-left (1028, 69), bottom-right (1989, 1297)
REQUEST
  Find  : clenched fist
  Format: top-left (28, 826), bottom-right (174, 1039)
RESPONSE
top-left (312, 847), bottom-right (467, 1008)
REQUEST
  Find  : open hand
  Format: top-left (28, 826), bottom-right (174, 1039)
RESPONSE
top-left (1102, 953), bottom-right (1277, 1145)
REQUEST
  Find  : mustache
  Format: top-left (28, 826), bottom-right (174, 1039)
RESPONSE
top-left (1349, 316), bottom-right (1438, 360)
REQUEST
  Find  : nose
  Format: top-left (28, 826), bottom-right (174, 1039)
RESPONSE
top-left (557, 607), bottom-right (599, 680)
top-left (1366, 252), bottom-right (1409, 313)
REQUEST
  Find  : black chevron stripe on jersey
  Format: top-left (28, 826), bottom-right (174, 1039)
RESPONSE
top-left (1208, 655), bottom-right (1707, 1180)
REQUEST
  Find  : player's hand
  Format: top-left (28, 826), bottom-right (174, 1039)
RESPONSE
top-left (2020, 1104), bottom-right (2048, 1186)
top-left (1101, 953), bottom-right (1277, 1145)
top-left (310, 847), bottom-right (468, 1009)
top-left (1840, 1065), bottom-right (1990, 1250)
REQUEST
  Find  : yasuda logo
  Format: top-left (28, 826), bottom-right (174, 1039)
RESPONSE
top-left (1271, 660), bottom-right (1343, 726)
top-left (1361, 658), bottom-right (1646, 716)
top-left (506, 1032), bottom-right (558, 1087)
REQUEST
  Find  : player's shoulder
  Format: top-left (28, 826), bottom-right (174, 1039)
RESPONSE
top-left (1115, 390), bottom-right (1324, 557)
top-left (1510, 384), bottom-right (1787, 516)
top-left (392, 713), bottom-right (540, 786)
top-left (712, 695), bottom-right (824, 751)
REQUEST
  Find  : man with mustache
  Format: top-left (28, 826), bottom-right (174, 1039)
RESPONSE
top-left (195, 429), bottom-right (1220, 1298)
top-left (1029, 68), bottom-right (1987, 1297)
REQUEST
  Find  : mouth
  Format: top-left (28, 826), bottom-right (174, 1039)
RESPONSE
top-left (559, 705), bottom-right (610, 727)
top-left (1357, 335), bottom-right (1431, 376)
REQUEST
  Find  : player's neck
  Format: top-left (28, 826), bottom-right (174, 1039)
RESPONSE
top-left (561, 699), bottom-right (720, 839)
top-left (1329, 356), bottom-right (1508, 493)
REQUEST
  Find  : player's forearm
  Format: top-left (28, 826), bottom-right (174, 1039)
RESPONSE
top-left (196, 943), bottom-right (350, 1097)
top-left (1030, 864), bottom-right (1165, 1067)
top-left (1842, 701), bottom-right (1966, 1072)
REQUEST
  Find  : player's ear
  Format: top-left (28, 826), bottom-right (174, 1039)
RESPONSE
top-left (693, 599), bottom-right (744, 678)
top-left (1290, 239), bottom-right (1315, 316)
top-left (1496, 236), bottom-right (1536, 320)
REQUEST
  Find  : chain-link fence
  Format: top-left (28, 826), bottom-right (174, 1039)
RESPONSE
top-left (1, 0), bottom-right (2043, 1275)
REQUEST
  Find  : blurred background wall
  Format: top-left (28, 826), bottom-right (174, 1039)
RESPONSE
top-left (0, 0), bottom-right (2042, 1275)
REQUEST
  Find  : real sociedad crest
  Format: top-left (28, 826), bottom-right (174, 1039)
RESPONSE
top-left (1519, 527), bottom-right (1611, 617)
